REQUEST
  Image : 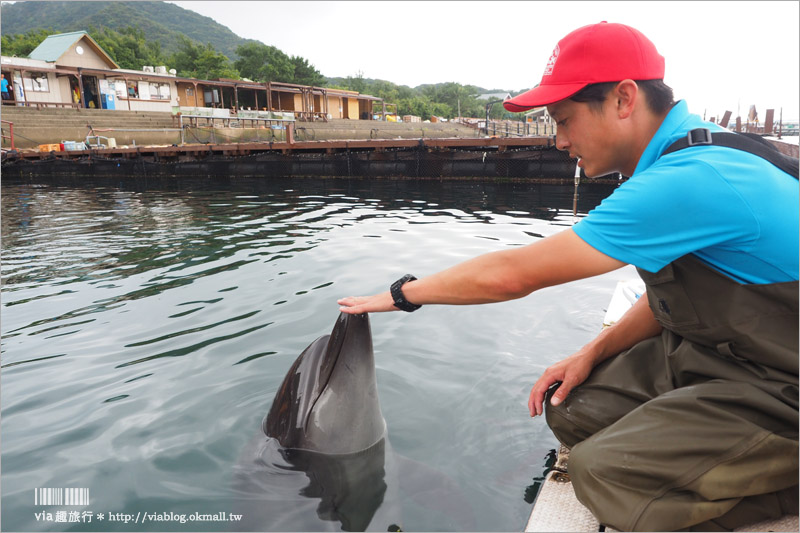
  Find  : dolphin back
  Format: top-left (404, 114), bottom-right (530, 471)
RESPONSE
top-left (263, 313), bottom-right (386, 454)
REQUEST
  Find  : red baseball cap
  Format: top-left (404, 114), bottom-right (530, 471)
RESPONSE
top-left (503, 22), bottom-right (665, 112)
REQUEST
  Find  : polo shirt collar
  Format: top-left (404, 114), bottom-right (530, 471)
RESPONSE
top-left (633, 100), bottom-right (693, 176)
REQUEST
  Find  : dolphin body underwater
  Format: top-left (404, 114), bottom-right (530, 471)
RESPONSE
top-left (232, 312), bottom-right (475, 532)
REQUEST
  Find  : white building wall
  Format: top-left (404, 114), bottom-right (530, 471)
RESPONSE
top-left (57, 76), bottom-right (72, 104)
top-left (126, 99), bottom-right (172, 112)
top-left (16, 70), bottom-right (60, 105)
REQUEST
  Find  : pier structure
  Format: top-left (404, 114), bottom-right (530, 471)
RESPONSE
top-left (1, 135), bottom-right (588, 182)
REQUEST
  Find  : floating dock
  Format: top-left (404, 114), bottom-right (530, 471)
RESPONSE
top-left (0, 136), bottom-right (592, 182)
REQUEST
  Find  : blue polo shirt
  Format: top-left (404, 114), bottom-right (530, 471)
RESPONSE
top-left (573, 100), bottom-right (799, 284)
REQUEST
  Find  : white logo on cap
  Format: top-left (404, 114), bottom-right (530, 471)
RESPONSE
top-left (543, 44), bottom-right (559, 77)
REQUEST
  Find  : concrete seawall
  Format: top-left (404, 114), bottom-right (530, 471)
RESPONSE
top-left (1, 106), bottom-right (483, 149)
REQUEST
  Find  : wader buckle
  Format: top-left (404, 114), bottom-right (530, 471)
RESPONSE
top-left (686, 128), bottom-right (713, 146)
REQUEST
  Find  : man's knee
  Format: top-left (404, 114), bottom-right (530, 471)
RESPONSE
top-left (544, 387), bottom-right (586, 448)
top-left (544, 384), bottom-right (623, 448)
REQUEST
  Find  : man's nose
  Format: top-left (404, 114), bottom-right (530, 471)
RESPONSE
top-left (554, 131), bottom-right (570, 151)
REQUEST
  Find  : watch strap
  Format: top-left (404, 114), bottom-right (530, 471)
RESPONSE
top-left (390, 274), bottom-right (421, 312)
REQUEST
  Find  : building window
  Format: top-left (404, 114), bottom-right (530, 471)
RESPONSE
top-left (24, 72), bottom-right (49, 92)
top-left (204, 89), bottom-right (219, 105)
top-left (157, 83), bottom-right (171, 100)
top-left (114, 81), bottom-right (126, 99)
top-left (149, 82), bottom-right (170, 100)
top-left (127, 81), bottom-right (139, 99)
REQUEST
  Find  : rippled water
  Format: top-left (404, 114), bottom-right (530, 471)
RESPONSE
top-left (2, 176), bottom-right (638, 532)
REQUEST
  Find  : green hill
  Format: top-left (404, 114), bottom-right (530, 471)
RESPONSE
top-left (0, 1), bottom-right (524, 119)
top-left (0, 1), bottom-right (256, 60)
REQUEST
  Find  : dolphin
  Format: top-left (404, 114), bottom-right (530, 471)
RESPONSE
top-left (232, 312), bottom-right (474, 532)
top-left (263, 312), bottom-right (386, 454)
top-left (232, 312), bottom-right (402, 532)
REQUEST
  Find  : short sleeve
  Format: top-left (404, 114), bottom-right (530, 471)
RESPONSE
top-left (573, 156), bottom-right (759, 273)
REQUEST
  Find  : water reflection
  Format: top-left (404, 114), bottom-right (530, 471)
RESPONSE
top-left (1, 176), bottom-right (623, 532)
top-left (234, 437), bottom-right (394, 532)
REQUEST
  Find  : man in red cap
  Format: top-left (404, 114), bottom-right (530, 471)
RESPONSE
top-left (339, 22), bottom-right (798, 530)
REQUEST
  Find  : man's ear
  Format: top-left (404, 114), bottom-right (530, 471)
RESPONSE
top-left (613, 80), bottom-right (639, 119)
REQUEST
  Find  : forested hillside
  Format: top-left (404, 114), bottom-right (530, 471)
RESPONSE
top-left (0, 1), bottom-right (524, 120)
top-left (1, 1), bottom-right (252, 60)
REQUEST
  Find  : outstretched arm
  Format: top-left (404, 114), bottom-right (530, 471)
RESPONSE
top-left (338, 229), bottom-right (626, 314)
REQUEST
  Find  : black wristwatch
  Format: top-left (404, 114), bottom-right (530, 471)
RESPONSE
top-left (390, 274), bottom-right (422, 312)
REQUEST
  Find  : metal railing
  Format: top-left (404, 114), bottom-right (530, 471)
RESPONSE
top-left (1, 120), bottom-right (15, 150)
top-left (1, 101), bottom-right (80, 109)
top-left (85, 125), bottom-right (182, 148)
top-left (178, 114), bottom-right (295, 144)
top-left (179, 113), bottom-right (294, 129)
top-left (484, 120), bottom-right (556, 138)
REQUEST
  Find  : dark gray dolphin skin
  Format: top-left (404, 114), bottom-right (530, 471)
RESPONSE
top-left (263, 312), bottom-right (386, 454)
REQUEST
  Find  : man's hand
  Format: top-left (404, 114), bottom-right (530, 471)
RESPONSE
top-left (528, 292), bottom-right (663, 418)
top-left (528, 350), bottom-right (596, 417)
top-left (338, 291), bottom-right (398, 314)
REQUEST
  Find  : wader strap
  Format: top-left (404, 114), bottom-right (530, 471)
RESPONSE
top-left (661, 128), bottom-right (799, 178)
top-left (637, 255), bottom-right (799, 378)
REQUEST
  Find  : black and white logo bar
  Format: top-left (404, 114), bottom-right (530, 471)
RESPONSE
top-left (35, 488), bottom-right (90, 506)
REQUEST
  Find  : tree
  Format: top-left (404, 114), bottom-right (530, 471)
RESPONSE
top-left (289, 55), bottom-right (324, 86)
top-left (344, 70), bottom-right (367, 94)
top-left (396, 95), bottom-right (452, 121)
top-left (420, 82), bottom-right (481, 118)
top-left (170, 36), bottom-right (238, 80)
top-left (89, 26), bottom-right (167, 71)
top-left (233, 42), bottom-right (292, 83)
top-left (0, 28), bottom-right (57, 57)
top-left (2, 21), bottom-right (520, 120)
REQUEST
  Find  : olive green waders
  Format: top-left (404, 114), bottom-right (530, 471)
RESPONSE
top-left (546, 255), bottom-right (799, 531)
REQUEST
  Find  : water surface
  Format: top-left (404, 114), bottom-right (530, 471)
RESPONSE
top-left (1, 176), bottom-right (637, 532)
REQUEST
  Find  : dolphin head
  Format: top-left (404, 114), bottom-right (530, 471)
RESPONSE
top-left (263, 312), bottom-right (386, 454)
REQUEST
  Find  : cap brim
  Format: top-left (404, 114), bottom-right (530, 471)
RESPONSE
top-left (503, 82), bottom-right (589, 112)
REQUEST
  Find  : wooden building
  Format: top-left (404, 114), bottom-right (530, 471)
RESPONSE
top-left (1, 31), bottom-right (382, 121)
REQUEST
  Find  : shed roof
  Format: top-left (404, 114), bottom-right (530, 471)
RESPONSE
top-left (477, 92), bottom-right (512, 101)
top-left (29, 31), bottom-right (119, 68)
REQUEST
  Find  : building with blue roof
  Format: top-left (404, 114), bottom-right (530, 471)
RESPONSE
top-left (2, 31), bottom-right (382, 121)
top-left (29, 31), bottom-right (120, 69)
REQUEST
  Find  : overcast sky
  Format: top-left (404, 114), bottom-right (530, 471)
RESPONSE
top-left (171, 1), bottom-right (799, 120)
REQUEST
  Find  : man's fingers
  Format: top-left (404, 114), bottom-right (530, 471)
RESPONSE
top-left (529, 353), bottom-right (594, 417)
top-left (338, 291), bottom-right (398, 314)
top-left (529, 374), bottom-right (576, 417)
top-left (338, 297), bottom-right (366, 314)
top-left (337, 296), bottom-right (360, 307)
top-left (528, 388), bottom-right (542, 417)
top-left (549, 377), bottom-right (576, 407)
top-left (529, 378), bottom-right (559, 417)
